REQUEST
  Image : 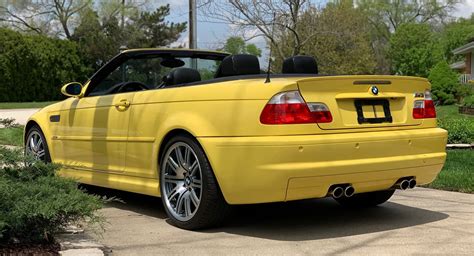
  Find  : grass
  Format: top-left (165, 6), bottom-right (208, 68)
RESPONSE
top-left (0, 126), bottom-right (23, 146)
top-left (436, 105), bottom-right (473, 120)
top-left (0, 101), bottom-right (57, 109)
top-left (426, 149), bottom-right (474, 193)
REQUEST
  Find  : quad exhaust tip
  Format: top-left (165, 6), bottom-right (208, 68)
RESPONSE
top-left (394, 178), bottom-right (417, 190)
top-left (330, 185), bottom-right (354, 198)
top-left (330, 186), bottom-right (344, 199)
top-left (398, 180), bottom-right (410, 190)
top-left (344, 186), bottom-right (355, 197)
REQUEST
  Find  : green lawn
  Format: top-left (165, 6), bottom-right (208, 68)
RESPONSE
top-left (0, 126), bottom-right (23, 146)
top-left (436, 105), bottom-right (473, 120)
top-left (0, 101), bottom-right (57, 109)
top-left (426, 149), bottom-right (474, 193)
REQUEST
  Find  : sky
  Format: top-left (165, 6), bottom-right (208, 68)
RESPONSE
top-left (159, 0), bottom-right (474, 52)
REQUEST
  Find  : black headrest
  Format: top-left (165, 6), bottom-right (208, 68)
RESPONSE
top-left (164, 67), bottom-right (201, 86)
top-left (282, 56), bottom-right (318, 74)
top-left (215, 54), bottom-right (260, 78)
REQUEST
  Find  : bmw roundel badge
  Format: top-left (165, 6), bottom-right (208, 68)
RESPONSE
top-left (371, 85), bottom-right (379, 95)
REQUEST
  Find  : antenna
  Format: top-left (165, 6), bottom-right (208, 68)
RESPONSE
top-left (265, 12), bottom-right (276, 84)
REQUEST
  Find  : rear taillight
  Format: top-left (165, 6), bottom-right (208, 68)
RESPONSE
top-left (413, 90), bottom-right (436, 119)
top-left (260, 91), bottom-right (332, 124)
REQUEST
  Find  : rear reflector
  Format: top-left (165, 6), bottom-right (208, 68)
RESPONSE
top-left (307, 103), bottom-right (333, 123)
top-left (412, 90), bottom-right (436, 119)
top-left (260, 91), bottom-right (332, 124)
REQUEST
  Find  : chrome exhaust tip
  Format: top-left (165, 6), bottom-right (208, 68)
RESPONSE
top-left (331, 186), bottom-right (344, 199)
top-left (408, 179), bottom-right (416, 189)
top-left (398, 180), bottom-right (410, 190)
top-left (344, 186), bottom-right (355, 197)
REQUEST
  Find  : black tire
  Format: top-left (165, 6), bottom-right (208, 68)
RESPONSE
top-left (159, 134), bottom-right (230, 230)
top-left (25, 125), bottom-right (51, 163)
top-left (335, 189), bottom-right (395, 208)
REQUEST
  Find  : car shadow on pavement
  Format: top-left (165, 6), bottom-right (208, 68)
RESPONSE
top-left (207, 198), bottom-right (449, 241)
top-left (81, 185), bottom-right (449, 241)
top-left (80, 184), bottom-right (168, 219)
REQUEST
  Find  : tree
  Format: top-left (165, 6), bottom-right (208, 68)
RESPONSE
top-left (72, 4), bottom-right (186, 70)
top-left (439, 14), bottom-right (474, 63)
top-left (202, 0), bottom-right (316, 60)
top-left (72, 7), bottom-right (111, 69)
top-left (389, 23), bottom-right (441, 77)
top-left (357, 0), bottom-right (460, 74)
top-left (222, 36), bottom-right (262, 57)
top-left (272, 0), bottom-right (376, 74)
top-left (125, 5), bottom-right (186, 48)
top-left (357, 0), bottom-right (461, 40)
top-left (428, 61), bottom-right (463, 105)
top-left (0, 0), bottom-right (92, 39)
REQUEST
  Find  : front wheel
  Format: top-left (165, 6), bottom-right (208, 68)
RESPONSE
top-left (159, 135), bottom-right (230, 230)
top-left (334, 189), bottom-right (395, 208)
top-left (25, 125), bottom-right (51, 162)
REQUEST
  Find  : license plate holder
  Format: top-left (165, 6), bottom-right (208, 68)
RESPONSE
top-left (354, 99), bottom-right (393, 124)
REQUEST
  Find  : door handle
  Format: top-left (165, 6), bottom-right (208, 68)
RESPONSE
top-left (115, 99), bottom-right (131, 110)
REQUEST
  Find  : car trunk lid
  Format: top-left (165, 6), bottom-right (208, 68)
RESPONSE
top-left (296, 76), bottom-right (430, 131)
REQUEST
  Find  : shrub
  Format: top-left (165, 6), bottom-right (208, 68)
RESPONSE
top-left (463, 94), bottom-right (474, 107)
top-left (438, 118), bottom-right (474, 144)
top-left (0, 147), bottom-right (104, 244)
top-left (0, 118), bottom-right (20, 128)
top-left (428, 61), bottom-right (465, 105)
top-left (0, 28), bottom-right (87, 102)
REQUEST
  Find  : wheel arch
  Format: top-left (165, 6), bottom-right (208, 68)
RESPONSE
top-left (24, 120), bottom-right (41, 144)
top-left (157, 128), bottom-right (195, 165)
top-left (156, 128), bottom-right (229, 203)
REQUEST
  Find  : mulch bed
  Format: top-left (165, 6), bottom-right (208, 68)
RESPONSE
top-left (0, 242), bottom-right (60, 256)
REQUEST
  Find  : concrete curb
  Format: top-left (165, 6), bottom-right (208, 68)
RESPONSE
top-left (446, 143), bottom-right (473, 149)
top-left (57, 229), bottom-right (112, 256)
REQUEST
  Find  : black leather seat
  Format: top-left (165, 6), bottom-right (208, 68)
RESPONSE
top-left (282, 56), bottom-right (318, 74)
top-left (163, 67), bottom-right (201, 86)
top-left (215, 54), bottom-right (261, 78)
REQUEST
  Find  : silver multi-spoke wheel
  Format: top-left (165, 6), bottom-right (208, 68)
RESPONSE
top-left (161, 142), bottom-right (202, 222)
top-left (26, 130), bottom-right (46, 160)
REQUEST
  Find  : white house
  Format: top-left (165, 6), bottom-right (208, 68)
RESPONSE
top-left (451, 39), bottom-right (474, 84)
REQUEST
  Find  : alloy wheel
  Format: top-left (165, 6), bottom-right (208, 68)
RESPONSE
top-left (26, 130), bottom-right (46, 161)
top-left (161, 142), bottom-right (203, 222)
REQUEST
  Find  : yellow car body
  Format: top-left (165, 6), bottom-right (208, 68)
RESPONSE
top-left (26, 49), bottom-right (447, 208)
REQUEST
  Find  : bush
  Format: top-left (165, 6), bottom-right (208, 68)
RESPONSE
top-left (0, 118), bottom-right (20, 128)
top-left (0, 147), bottom-right (104, 244)
top-left (428, 61), bottom-right (465, 105)
top-left (438, 118), bottom-right (474, 144)
top-left (463, 94), bottom-right (474, 107)
top-left (0, 28), bottom-right (87, 102)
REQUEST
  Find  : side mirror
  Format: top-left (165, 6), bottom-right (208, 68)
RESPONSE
top-left (61, 82), bottom-right (83, 97)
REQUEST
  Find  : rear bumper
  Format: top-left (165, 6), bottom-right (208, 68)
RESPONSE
top-left (198, 128), bottom-right (447, 204)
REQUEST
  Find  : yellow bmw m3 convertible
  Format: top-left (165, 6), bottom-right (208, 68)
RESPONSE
top-left (25, 48), bottom-right (447, 229)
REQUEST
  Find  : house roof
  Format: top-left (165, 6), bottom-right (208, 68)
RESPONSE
top-left (453, 41), bottom-right (474, 55)
top-left (450, 61), bottom-right (466, 70)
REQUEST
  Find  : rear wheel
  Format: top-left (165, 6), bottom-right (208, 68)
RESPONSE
top-left (159, 135), bottom-right (230, 230)
top-left (25, 125), bottom-right (51, 162)
top-left (334, 189), bottom-right (395, 207)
